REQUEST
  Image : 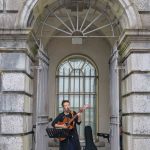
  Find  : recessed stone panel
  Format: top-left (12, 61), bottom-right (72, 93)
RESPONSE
top-left (2, 73), bottom-right (33, 95)
top-left (122, 95), bottom-right (150, 113)
top-left (0, 135), bottom-right (32, 150)
top-left (6, 0), bottom-right (22, 11)
top-left (0, 115), bottom-right (32, 134)
top-left (0, 0), bottom-right (3, 11)
top-left (0, 13), bottom-right (18, 28)
top-left (122, 73), bottom-right (150, 95)
top-left (140, 14), bottom-right (150, 28)
top-left (0, 94), bottom-right (32, 113)
top-left (123, 116), bottom-right (150, 134)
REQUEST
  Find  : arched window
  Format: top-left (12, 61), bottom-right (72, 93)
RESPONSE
top-left (56, 55), bottom-right (98, 140)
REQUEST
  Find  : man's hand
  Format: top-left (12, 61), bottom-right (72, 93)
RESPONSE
top-left (77, 112), bottom-right (81, 122)
top-left (61, 124), bottom-right (68, 129)
top-left (55, 123), bottom-right (68, 129)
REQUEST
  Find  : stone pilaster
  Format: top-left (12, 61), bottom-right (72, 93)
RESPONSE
top-left (118, 29), bottom-right (150, 150)
top-left (0, 29), bottom-right (34, 150)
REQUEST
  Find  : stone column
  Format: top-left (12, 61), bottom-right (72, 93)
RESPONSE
top-left (118, 29), bottom-right (150, 150)
top-left (0, 29), bottom-right (34, 150)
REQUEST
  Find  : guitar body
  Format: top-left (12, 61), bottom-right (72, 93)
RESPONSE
top-left (58, 117), bottom-right (74, 129)
top-left (55, 104), bottom-right (90, 142)
top-left (57, 116), bottom-right (74, 141)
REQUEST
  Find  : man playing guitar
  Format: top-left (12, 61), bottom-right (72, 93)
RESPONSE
top-left (52, 100), bottom-right (81, 150)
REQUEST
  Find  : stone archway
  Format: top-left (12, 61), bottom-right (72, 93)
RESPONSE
top-left (17, 0), bottom-right (141, 29)
top-left (16, 1), bottom-right (142, 150)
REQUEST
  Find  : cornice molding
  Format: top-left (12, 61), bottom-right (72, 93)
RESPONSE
top-left (0, 28), bottom-right (31, 40)
top-left (118, 29), bottom-right (150, 57)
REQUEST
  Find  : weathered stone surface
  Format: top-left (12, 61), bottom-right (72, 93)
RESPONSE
top-left (123, 116), bottom-right (150, 134)
top-left (140, 13), bottom-right (150, 28)
top-left (0, 94), bottom-right (32, 113)
top-left (0, 53), bottom-right (25, 69)
top-left (0, 0), bottom-right (3, 11)
top-left (122, 73), bottom-right (150, 95)
top-left (118, 31), bottom-right (150, 58)
top-left (0, 115), bottom-right (32, 134)
top-left (0, 53), bottom-right (33, 75)
top-left (133, 138), bottom-right (150, 150)
top-left (0, 135), bottom-right (32, 150)
top-left (123, 134), bottom-right (150, 150)
top-left (0, 13), bottom-right (18, 28)
top-left (2, 73), bottom-right (33, 94)
top-left (122, 53), bottom-right (150, 78)
top-left (122, 95), bottom-right (150, 113)
top-left (133, 0), bottom-right (150, 11)
top-left (6, 0), bottom-right (23, 11)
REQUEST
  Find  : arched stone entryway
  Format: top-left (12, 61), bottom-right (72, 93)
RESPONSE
top-left (16, 0), bottom-right (141, 150)
top-left (0, 0), bottom-right (141, 150)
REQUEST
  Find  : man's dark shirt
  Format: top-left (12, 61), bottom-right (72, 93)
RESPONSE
top-left (52, 111), bottom-right (81, 150)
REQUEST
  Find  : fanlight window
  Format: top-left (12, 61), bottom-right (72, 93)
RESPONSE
top-left (56, 55), bottom-right (98, 140)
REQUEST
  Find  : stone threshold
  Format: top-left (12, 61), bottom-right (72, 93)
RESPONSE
top-left (48, 140), bottom-right (105, 147)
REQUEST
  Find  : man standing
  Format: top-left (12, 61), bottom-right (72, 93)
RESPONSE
top-left (52, 100), bottom-right (81, 150)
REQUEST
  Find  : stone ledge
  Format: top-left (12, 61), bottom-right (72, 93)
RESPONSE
top-left (118, 29), bottom-right (150, 59)
top-left (48, 140), bottom-right (105, 147)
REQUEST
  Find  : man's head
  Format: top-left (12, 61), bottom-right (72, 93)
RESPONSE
top-left (62, 100), bottom-right (70, 112)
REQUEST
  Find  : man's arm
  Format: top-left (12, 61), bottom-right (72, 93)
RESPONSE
top-left (52, 114), bottom-right (68, 128)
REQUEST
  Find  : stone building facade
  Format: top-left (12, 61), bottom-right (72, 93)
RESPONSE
top-left (0, 0), bottom-right (150, 150)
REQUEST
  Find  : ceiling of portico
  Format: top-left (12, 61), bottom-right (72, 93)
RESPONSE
top-left (26, 0), bottom-right (134, 49)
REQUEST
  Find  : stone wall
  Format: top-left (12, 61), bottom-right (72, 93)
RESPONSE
top-left (0, 29), bottom-right (33, 150)
top-left (118, 30), bottom-right (150, 150)
top-left (133, 0), bottom-right (150, 28)
top-left (0, 0), bottom-right (24, 28)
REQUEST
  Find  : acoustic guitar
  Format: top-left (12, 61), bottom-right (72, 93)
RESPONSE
top-left (57, 104), bottom-right (90, 141)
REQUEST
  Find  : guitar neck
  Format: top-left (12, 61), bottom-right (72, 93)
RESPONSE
top-left (68, 109), bottom-right (83, 125)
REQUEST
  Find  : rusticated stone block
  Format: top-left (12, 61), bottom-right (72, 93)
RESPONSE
top-left (0, 115), bottom-right (32, 134)
top-left (122, 95), bottom-right (150, 113)
top-left (0, 135), bottom-right (32, 150)
top-left (123, 116), bottom-right (150, 134)
top-left (123, 134), bottom-right (150, 150)
top-left (0, 53), bottom-right (33, 75)
top-left (122, 53), bottom-right (150, 78)
top-left (0, 94), bottom-right (32, 113)
top-left (122, 73), bottom-right (150, 95)
top-left (2, 73), bottom-right (33, 95)
top-left (0, 53), bottom-right (25, 70)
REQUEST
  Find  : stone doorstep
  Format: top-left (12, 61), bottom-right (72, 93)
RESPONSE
top-left (48, 140), bottom-right (105, 147)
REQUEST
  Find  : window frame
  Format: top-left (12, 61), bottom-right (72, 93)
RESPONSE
top-left (56, 54), bottom-right (99, 140)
